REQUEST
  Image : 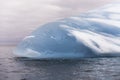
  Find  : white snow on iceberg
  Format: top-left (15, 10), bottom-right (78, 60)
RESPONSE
top-left (14, 3), bottom-right (120, 59)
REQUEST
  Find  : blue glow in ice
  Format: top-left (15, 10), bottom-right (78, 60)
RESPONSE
top-left (14, 3), bottom-right (120, 59)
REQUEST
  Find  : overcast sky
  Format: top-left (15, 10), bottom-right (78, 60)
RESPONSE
top-left (0, 0), bottom-right (120, 45)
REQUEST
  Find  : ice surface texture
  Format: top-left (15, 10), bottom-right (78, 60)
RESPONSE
top-left (14, 3), bottom-right (120, 59)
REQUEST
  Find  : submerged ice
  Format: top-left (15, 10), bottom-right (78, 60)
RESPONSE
top-left (14, 3), bottom-right (120, 59)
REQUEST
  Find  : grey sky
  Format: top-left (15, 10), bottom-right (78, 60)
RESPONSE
top-left (0, 0), bottom-right (119, 45)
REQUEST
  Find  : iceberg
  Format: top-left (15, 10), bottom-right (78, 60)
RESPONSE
top-left (14, 3), bottom-right (120, 59)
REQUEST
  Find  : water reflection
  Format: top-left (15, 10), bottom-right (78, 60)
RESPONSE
top-left (12, 58), bottom-right (120, 80)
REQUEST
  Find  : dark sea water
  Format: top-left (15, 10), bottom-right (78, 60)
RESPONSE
top-left (0, 46), bottom-right (120, 80)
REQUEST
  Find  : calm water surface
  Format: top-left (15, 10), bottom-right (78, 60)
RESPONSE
top-left (0, 46), bottom-right (120, 80)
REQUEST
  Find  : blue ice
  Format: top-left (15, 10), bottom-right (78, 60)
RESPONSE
top-left (14, 3), bottom-right (120, 59)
